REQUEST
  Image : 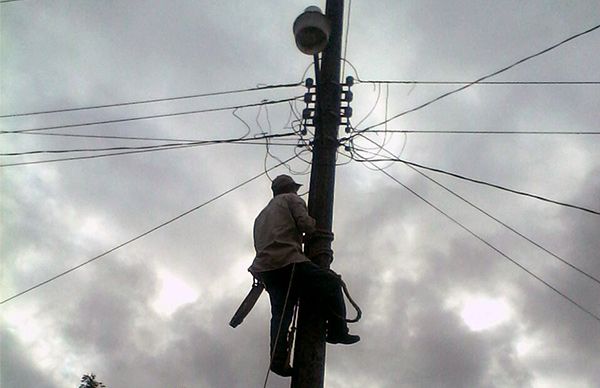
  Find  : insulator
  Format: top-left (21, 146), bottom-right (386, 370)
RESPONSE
top-left (305, 78), bottom-right (314, 87)
top-left (345, 126), bottom-right (351, 133)
top-left (342, 90), bottom-right (353, 102)
top-left (302, 109), bottom-right (314, 119)
top-left (344, 145), bottom-right (352, 151)
top-left (342, 107), bottom-right (353, 118)
top-left (304, 92), bottom-right (315, 103)
top-left (301, 128), bottom-right (308, 135)
top-left (345, 76), bottom-right (354, 87)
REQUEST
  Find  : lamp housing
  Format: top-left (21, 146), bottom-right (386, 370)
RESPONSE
top-left (293, 6), bottom-right (331, 55)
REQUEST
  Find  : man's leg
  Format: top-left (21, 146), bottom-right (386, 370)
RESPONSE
top-left (260, 265), bottom-right (297, 375)
top-left (294, 261), bottom-right (359, 344)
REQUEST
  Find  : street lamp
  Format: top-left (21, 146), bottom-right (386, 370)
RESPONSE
top-left (293, 6), bottom-right (331, 55)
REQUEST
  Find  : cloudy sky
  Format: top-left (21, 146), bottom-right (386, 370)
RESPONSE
top-left (2, 1), bottom-right (599, 387)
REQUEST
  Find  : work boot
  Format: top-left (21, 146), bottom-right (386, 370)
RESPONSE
top-left (326, 332), bottom-right (361, 345)
top-left (270, 362), bottom-right (294, 377)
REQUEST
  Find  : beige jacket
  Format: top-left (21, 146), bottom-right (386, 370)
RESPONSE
top-left (249, 193), bottom-right (316, 275)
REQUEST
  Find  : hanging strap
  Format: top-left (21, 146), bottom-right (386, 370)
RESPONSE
top-left (326, 269), bottom-right (362, 323)
top-left (338, 274), bottom-right (362, 323)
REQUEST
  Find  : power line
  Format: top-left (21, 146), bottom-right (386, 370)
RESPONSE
top-left (0, 132), bottom-right (300, 157)
top-left (364, 129), bottom-right (600, 135)
top-left (0, 144), bottom-right (201, 167)
top-left (353, 23), bottom-right (600, 134)
top-left (1, 134), bottom-right (305, 168)
top-left (0, 102), bottom-right (314, 142)
top-left (348, 132), bottom-right (599, 215)
top-left (407, 165), bottom-right (600, 287)
top-left (3, 131), bottom-right (214, 142)
top-left (371, 164), bottom-right (600, 325)
top-left (358, 80), bottom-right (600, 85)
top-left (0, 96), bottom-right (301, 134)
top-left (353, 155), bottom-right (600, 216)
top-left (352, 137), bottom-right (600, 286)
top-left (0, 141), bottom-right (302, 167)
top-left (4, 129), bottom-right (305, 142)
top-left (0, 82), bottom-right (302, 119)
top-left (0, 155), bottom-right (298, 305)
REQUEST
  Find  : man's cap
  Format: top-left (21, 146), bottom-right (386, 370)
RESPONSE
top-left (271, 174), bottom-right (302, 193)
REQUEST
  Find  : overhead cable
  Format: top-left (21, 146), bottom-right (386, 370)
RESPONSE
top-left (2, 131), bottom-right (219, 142)
top-left (4, 129), bottom-right (305, 142)
top-left (353, 137), bottom-right (600, 286)
top-left (0, 132), bottom-right (299, 157)
top-left (1, 96), bottom-right (301, 134)
top-left (23, 128), bottom-right (593, 143)
top-left (0, 155), bottom-right (299, 305)
top-left (0, 82), bottom-right (302, 119)
top-left (365, 129), bottom-right (600, 135)
top-left (349, 133), bottom-right (600, 216)
top-left (0, 144), bottom-right (207, 167)
top-left (353, 23), bottom-right (600, 134)
top-left (371, 164), bottom-right (600, 325)
top-left (1, 133), bottom-right (304, 168)
top-left (358, 80), bottom-right (600, 85)
top-left (409, 165), bottom-right (600, 287)
top-left (354, 155), bottom-right (600, 216)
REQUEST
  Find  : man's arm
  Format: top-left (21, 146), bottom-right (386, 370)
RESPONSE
top-left (288, 194), bottom-right (316, 234)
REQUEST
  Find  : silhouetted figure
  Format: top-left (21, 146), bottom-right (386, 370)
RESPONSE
top-left (249, 174), bottom-right (359, 377)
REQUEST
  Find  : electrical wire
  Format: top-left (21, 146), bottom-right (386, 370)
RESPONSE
top-left (0, 132), bottom-right (300, 157)
top-left (408, 165), bottom-right (600, 287)
top-left (353, 135), bottom-right (600, 286)
top-left (8, 128), bottom-right (599, 143)
top-left (357, 80), bottom-right (600, 85)
top-left (1, 96), bottom-right (301, 134)
top-left (7, 103), bottom-right (313, 143)
top-left (352, 82), bottom-right (382, 129)
top-left (365, 129), bottom-right (600, 135)
top-left (352, 22), bottom-right (600, 135)
top-left (352, 135), bottom-right (600, 305)
top-left (4, 131), bottom-right (219, 142)
top-left (370, 163), bottom-right (600, 325)
top-left (348, 130), bottom-right (599, 214)
top-left (0, 154), bottom-right (299, 305)
top-left (231, 107), bottom-right (253, 139)
top-left (353, 154), bottom-right (600, 216)
top-left (0, 82), bottom-right (302, 118)
top-left (1, 135), bottom-right (302, 168)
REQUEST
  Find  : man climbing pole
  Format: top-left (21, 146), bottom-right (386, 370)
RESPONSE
top-left (248, 174), bottom-right (360, 377)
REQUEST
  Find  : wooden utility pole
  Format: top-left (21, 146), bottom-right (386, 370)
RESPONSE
top-left (291, 0), bottom-right (344, 387)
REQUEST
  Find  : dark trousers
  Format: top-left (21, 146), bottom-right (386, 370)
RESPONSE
top-left (259, 261), bottom-right (348, 364)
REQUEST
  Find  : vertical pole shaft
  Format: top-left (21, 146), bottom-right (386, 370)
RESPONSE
top-left (291, 1), bottom-right (344, 387)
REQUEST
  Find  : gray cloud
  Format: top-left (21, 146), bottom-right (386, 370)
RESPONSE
top-left (0, 328), bottom-right (55, 388)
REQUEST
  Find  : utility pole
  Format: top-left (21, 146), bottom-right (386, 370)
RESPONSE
top-left (292, 1), bottom-right (344, 387)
